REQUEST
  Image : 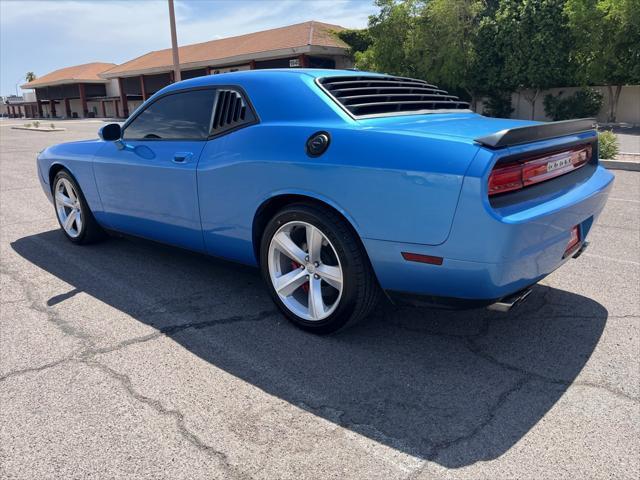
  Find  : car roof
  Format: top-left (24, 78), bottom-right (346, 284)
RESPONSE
top-left (160, 68), bottom-right (385, 93)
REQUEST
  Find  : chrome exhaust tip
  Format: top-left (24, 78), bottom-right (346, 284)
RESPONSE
top-left (487, 287), bottom-right (533, 312)
top-left (572, 241), bottom-right (589, 259)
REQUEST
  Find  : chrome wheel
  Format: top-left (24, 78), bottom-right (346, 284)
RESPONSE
top-left (54, 178), bottom-right (83, 238)
top-left (268, 221), bottom-right (343, 321)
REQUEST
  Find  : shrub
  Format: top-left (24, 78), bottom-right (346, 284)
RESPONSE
top-left (483, 91), bottom-right (514, 118)
top-left (24, 123), bottom-right (31, 128)
top-left (33, 120), bottom-right (40, 128)
top-left (543, 88), bottom-right (603, 121)
top-left (50, 123), bottom-right (55, 129)
top-left (598, 130), bottom-right (618, 159)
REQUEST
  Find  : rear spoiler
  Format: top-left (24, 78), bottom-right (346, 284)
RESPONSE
top-left (475, 118), bottom-right (597, 149)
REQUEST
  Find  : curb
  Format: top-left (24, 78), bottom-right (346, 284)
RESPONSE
top-left (10, 126), bottom-right (66, 132)
top-left (601, 159), bottom-right (640, 172)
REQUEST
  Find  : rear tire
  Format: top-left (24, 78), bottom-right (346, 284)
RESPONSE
top-left (260, 203), bottom-right (379, 334)
top-left (52, 170), bottom-right (105, 245)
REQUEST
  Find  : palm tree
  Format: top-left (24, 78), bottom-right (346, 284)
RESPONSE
top-left (25, 72), bottom-right (36, 83)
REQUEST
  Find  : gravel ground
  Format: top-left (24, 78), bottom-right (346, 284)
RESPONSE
top-left (1, 119), bottom-right (638, 479)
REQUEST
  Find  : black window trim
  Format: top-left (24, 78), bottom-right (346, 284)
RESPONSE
top-left (121, 84), bottom-right (259, 142)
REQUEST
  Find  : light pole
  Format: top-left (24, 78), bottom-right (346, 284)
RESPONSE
top-left (15, 75), bottom-right (24, 97)
top-left (168, 0), bottom-right (181, 82)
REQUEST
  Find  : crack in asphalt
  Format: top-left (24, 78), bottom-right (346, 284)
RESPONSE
top-left (0, 263), bottom-right (273, 477)
top-left (0, 354), bottom-right (77, 382)
top-left (403, 377), bottom-right (534, 479)
top-left (2, 249), bottom-right (638, 475)
top-left (386, 311), bottom-right (638, 403)
top-left (83, 359), bottom-right (251, 480)
top-left (335, 290), bottom-right (639, 471)
top-left (463, 336), bottom-right (638, 402)
top-left (87, 309), bottom-right (278, 358)
top-left (299, 401), bottom-right (421, 455)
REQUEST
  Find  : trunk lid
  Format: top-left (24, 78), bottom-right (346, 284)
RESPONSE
top-left (357, 112), bottom-right (538, 144)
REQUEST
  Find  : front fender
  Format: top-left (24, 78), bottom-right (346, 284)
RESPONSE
top-left (37, 140), bottom-right (105, 214)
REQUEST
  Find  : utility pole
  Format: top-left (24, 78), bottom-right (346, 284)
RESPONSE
top-left (168, 0), bottom-right (181, 82)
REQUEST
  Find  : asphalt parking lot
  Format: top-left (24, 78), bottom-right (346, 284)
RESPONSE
top-left (1, 119), bottom-right (638, 479)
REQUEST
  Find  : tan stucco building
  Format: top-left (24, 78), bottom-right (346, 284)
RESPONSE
top-left (19, 21), bottom-right (352, 119)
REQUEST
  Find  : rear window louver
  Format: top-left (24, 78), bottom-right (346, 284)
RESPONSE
top-left (211, 89), bottom-right (254, 134)
top-left (318, 75), bottom-right (470, 118)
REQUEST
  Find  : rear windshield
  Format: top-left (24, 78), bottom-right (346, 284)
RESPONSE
top-left (318, 75), bottom-right (469, 119)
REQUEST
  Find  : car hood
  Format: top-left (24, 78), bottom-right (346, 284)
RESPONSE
top-left (358, 112), bottom-right (538, 144)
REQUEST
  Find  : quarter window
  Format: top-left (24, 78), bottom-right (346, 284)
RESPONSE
top-left (210, 89), bottom-right (256, 135)
top-left (123, 89), bottom-right (216, 140)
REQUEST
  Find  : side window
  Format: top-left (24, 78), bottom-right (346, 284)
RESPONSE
top-left (210, 89), bottom-right (256, 136)
top-left (123, 89), bottom-right (216, 140)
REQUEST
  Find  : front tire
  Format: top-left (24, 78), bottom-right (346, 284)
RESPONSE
top-left (260, 204), bottom-right (379, 334)
top-left (53, 170), bottom-right (105, 244)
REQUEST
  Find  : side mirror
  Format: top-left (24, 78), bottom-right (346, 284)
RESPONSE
top-left (98, 123), bottom-right (121, 141)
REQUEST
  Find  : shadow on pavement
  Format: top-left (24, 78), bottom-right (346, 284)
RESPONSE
top-left (12, 230), bottom-right (608, 467)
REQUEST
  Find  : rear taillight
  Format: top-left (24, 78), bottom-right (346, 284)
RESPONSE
top-left (488, 144), bottom-right (592, 196)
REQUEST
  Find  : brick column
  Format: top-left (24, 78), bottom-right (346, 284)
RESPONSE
top-left (297, 54), bottom-right (309, 67)
top-left (249, 60), bottom-right (256, 70)
top-left (114, 100), bottom-right (120, 118)
top-left (101, 101), bottom-right (106, 117)
top-left (37, 99), bottom-right (43, 118)
top-left (140, 75), bottom-right (147, 101)
top-left (79, 83), bottom-right (88, 117)
top-left (117, 77), bottom-right (129, 118)
top-left (65, 98), bottom-right (71, 118)
top-left (49, 100), bottom-right (56, 118)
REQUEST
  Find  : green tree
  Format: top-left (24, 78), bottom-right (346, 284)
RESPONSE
top-left (413, 0), bottom-right (489, 109)
top-left (344, 0), bottom-right (495, 109)
top-left (25, 72), bottom-right (36, 82)
top-left (352, 0), bottom-right (423, 77)
top-left (336, 28), bottom-right (373, 57)
top-left (565, 0), bottom-right (640, 122)
top-left (490, 0), bottom-right (573, 119)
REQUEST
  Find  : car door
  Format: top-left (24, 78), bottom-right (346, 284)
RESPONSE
top-left (93, 88), bottom-right (217, 252)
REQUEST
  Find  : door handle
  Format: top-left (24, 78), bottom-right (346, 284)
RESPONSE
top-left (173, 152), bottom-right (193, 163)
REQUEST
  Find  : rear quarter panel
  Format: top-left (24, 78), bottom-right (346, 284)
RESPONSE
top-left (197, 122), bottom-right (480, 265)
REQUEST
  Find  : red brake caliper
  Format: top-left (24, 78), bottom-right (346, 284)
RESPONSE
top-left (291, 261), bottom-right (310, 292)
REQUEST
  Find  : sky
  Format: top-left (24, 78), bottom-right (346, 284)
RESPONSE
top-left (0, 0), bottom-right (376, 96)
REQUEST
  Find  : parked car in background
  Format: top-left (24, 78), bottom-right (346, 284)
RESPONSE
top-left (36, 69), bottom-right (613, 333)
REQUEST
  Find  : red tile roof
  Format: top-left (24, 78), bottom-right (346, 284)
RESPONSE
top-left (102, 21), bottom-right (348, 77)
top-left (21, 62), bottom-right (115, 89)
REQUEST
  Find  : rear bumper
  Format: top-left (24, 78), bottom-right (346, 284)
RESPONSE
top-left (388, 285), bottom-right (536, 310)
top-left (364, 165), bottom-right (614, 300)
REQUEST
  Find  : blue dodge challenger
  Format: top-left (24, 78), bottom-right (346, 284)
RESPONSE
top-left (37, 69), bottom-right (614, 333)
